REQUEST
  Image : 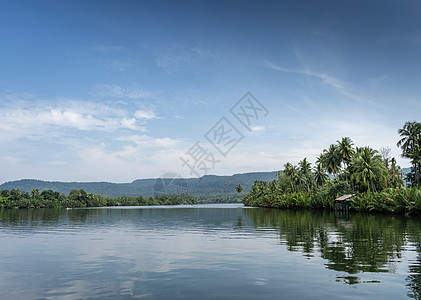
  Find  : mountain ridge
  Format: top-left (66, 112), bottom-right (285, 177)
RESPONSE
top-left (0, 171), bottom-right (280, 198)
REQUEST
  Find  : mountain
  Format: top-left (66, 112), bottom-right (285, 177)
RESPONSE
top-left (0, 171), bottom-right (280, 199)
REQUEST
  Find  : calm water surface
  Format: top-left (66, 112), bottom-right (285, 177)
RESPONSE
top-left (1, 204), bottom-right (421, 299)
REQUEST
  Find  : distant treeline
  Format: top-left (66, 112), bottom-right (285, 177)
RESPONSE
top-left (0, 188), bottom-right (198, 209)
top-left (0, 171), bottom-right (279, 198)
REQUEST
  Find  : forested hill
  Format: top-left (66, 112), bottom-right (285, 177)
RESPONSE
top-left (0, 171), bottom-right (279, 199)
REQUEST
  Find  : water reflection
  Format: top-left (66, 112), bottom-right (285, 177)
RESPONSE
top-left (245, 208), bottom-right (421, 297)
top-left (1, 206), bottom-right (421, 299)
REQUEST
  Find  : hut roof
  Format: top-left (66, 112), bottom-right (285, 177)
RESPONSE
top-left (335, 194), bottom-right (354, 201)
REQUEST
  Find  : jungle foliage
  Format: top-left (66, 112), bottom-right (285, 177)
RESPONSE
top-left (243, 121), bottom-right (421, 214)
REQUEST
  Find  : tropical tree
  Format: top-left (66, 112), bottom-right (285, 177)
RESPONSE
top-left (31, 188), bottom-right (40, 199)
top-left (397, 121), bottom-right (421, 186)
top-left (313, 163), bottom-right (329, 187)
top-left (350, 147), bottom-right (387, 192)
top-left (298, 158), bottom-right (313, 191)
top-left (387, 158), bottom-right (404, 188)
top-left (282, 162), bottom-right (302, 192)
top-left (336, 137), bottom-right (355, 180)
top-left (236, 184), bottom-right (244, 193)
top-left (321, 144), bottom-right (341, 180)
top-left (283, 162), bottom-right (293, 177)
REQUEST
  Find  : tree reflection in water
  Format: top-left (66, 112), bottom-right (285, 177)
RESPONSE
top-left (245, 208), bottom-right (421, 297)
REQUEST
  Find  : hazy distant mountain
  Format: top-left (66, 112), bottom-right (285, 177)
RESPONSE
top-left (0, 171), bottom-right (280, 199)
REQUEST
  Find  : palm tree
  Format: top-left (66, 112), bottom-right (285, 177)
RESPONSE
top-left (313, 163), bottom-right (329, 187)
top-left (350, 147), bottom-right (387, 192)
top-left (336, 137), bottom-right (355, 180)
top-left (283, 162), bottom-right (293, 177)
top-left (397, 121), bottom-right (421, 186)
top-left (236, 184), bottom-right (243, 193)
top-left (298, 158), bottom-right (311, 176)
top-left (283, 163), bottom-right (302, 192)
top-left (299, 158), bottom-right (313, 191)
top-left (321, 144), bottom-right (341, 180)
top-left (388, 158), bottom-right (404, 188)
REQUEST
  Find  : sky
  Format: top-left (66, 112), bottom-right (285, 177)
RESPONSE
top-left (0, 0), bottom-right (420, 183)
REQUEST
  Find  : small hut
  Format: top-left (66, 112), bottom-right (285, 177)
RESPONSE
top-left (334, 194), bottom-right (354, 211)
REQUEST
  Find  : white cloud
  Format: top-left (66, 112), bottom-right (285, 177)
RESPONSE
top-left (117, 135), bottom-right (181, 148)
top-left (134, 109), bottom-right (157, 120)
top-left (0, 95), bottom-right (157, 143)
top-left (42, 109), bottom-right (106, 130)
top-left (250, 125), bottom-right (265, 132)
top-left (120, 118), bottom-right (138, 130)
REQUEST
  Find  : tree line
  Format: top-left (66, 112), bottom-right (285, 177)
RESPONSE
top-left (0, 188), bottom-right (198, 209)
top-left (242, 121), bottom-right (421, 214)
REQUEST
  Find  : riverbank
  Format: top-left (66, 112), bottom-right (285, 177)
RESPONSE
top-left (0, 188), bottom-right (198, 209)
top-left (243, 182), bottom-right (421, 214)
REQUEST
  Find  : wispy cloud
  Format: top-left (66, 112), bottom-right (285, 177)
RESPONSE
top-left (154, 44), bottom-right (220, 74)
top-left (250, 125), bottom-right (266, 132)
top-left (265, 61), bottom-right (344, 89)
top-left (93, 84), bottom-right (154, 100)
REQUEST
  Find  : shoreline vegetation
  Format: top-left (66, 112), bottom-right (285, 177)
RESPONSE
top-left (0, 189), bottom-right (197, 209)
top-left (243, 121), bottom-right (421, 214)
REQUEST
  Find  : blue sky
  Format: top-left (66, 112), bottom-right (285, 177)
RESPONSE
top-left (1, 0), bottom-right (420, 183)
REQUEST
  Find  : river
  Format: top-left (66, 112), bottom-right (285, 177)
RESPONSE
top-left (0, 204), bottom-right (420, 299)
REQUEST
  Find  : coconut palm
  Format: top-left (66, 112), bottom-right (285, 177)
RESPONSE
top-left (388, 158), bottom-right (404, 188)
top-left (397, 121), bottom-right (421, 155)
top-left (313, 163), bottom-right (329, 187)
top-left (298, 158), bottom-right (311, 176)
top-left (350, 147), bottom-right (387, 192)
top-left (236, 184), bottom-right (243, 193)
top-left (397, 121), bottom-right (421, 186)
top-left (289, 165), bottom-right (302, 192)
top-left (321, 144), bottom-right (341, 180)
top-left (283, 162), bottom-right (294, 177)
top-left (283, 162), bottom-right (302, 192)
top-left (298, 158), bottom-right (313, 191)
top-left (336, 137), bottom-right (355, 177)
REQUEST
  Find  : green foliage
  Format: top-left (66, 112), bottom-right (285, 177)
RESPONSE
top-left (320, 144), bottom-right (341, 176)
top-left (236, 184), bottom-right (244, 193)
top-left (197, 193), bottom-right (243, 204)
top-left (243, 129), bottom-right (421, 215)
top-left (349, 147), bottom-right (387, 192)
top-left (397, 121), bottom-right (421, 187)
top-left (350, 187), bottom-right (421, 214)
top-left (0, 172), bottom-right (279, 200)
top-left (0, 189), bottom-right (198, 210)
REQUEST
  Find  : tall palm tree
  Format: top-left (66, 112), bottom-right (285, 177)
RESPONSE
top-left (289, 165), bottom-right (302, 192)
top-left (350, 147), bottom-right (387, 192)
top-left (336, 137), bottom-right (355, 177)
top-left (298, 158), bottom-right (312, 191)
top-left (298, 158), bottom-right (311, 176)
top-left (313, 163), bottom-right (329, 187)
top-left (388, 158), bottom-right (404, 188)
top-left (397, 121), bottom-right (421, 186)
top-left (397, 121), bottom-right (421, 154)
top-left (321, 144), bottom-right (341, 180)
top-left (283, 162), bottom-right (293, 177)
